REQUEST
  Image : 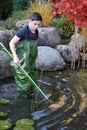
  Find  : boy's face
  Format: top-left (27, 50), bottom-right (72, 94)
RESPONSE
top-left (29, 20), bottom-right (41, 32)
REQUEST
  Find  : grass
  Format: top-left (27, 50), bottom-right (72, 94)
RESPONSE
top-left (5, 10), bottom-right (28, 29)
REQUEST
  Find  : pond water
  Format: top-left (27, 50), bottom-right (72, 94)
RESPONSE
top-left (0, 69), bottom-right (87, 130)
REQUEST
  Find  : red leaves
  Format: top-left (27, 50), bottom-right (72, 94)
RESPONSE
top-left (51, 0), bottom-right (87, 27)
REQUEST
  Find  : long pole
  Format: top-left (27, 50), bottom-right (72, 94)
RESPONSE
top-left (0, 42), bottom-right (48, 100)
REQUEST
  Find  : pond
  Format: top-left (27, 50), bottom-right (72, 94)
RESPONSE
top-left (0, 69), bottom-right (87, 130)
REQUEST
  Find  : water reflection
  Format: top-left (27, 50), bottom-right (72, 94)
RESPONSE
top-left (32, 69), bottom-right (87, 130)
top-left (0, 69), bottom-right (87, 130)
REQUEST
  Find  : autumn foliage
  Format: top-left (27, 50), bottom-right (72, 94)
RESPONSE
top-left (51, 0), bottom-right (87, 27)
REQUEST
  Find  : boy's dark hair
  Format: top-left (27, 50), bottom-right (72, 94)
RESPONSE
top-left (30, 12), bottom-right (42, 21)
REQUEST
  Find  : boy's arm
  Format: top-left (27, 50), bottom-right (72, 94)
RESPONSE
top-left (9, 35), bottom-right (20, 65)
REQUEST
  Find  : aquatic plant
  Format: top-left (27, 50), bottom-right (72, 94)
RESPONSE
top-left (0, 112), bottom-right (8, 117)
top-left (0, 98), bottom-right (10, 104)
top-left (0, 120), bottom-right (12, 129)
top-left (13, 118), bottom-right (35, 130)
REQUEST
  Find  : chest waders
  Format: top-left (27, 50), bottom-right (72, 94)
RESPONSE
top-left (10, 40), bottom-right (38, 98)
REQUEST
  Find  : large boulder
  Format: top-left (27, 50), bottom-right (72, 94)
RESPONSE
top-left (56, 45), bottom-right (80, 62)
top-left (0, 30), bottom-right (15, 50)
top-left (0, 50), bottom-right (12, 78)
top-left (15, 20), bottom-right (29, 29)
top-left (37, 27), bottom-right (61, 47)
top-left (38, 46), bottom-right (66, 71)
top-left (69, 33), bottom-right (87, 51)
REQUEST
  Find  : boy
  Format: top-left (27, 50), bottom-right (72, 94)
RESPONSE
top-left (9, 12), bottom-right (42, 98)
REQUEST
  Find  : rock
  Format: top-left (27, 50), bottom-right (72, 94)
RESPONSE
top-left (37, 27), bottom-right (61, 47)
top-left (38, 46), bottom-right (66, 71)
top-left (0, 30), bottom-right (15, 50)
top-left (0, 50), bottom-right (12, 78)
top-left (56, 45), bottom-right (80, 62)
top-left (15, 20), bottom-right (29, 29)
top-left (69, 33), bottom-right (87, 51)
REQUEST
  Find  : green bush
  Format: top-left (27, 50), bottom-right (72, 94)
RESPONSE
top-left (6, 10), bottom-right (28, 29)
top-left (0, 0), bottom-right (13, 19)
top-left (52, 16), bottom-right (74, 44)
top-left (13, 0), bottom-right (35, 10)
top-left (52, 16), bottom-right (74, 31)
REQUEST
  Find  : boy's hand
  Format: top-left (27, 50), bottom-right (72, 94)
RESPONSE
top-left (36, 57), bottom-right (39, 68)
top-left (13, 56), bottom-right (20, 65)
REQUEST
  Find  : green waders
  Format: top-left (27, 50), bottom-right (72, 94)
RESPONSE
top-left (10, 40), bottom-right (38, 98)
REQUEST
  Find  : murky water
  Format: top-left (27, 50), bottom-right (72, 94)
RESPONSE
top-left (0, 69), bottom-right (87, 130)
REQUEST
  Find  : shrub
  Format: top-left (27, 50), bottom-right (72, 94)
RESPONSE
top-left (6, 10), bottom-right (28, 29)
top-left (26, 1), bottom-right (54, 27)
top-left (52, 16), bottom-right (74, 32)
top-left (0, 0), bottom-right (13, 19)
top-left (13, 0), bottom-right (35, 10)
top-left (13, 0), bottom-right (28, 10)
